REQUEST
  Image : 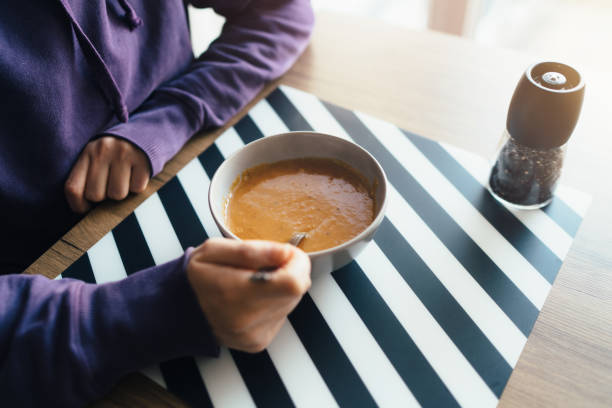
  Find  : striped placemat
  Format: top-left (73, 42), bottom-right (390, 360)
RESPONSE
top-left (58, 85), bottom-right (590, 407)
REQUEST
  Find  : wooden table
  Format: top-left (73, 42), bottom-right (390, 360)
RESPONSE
top-left (26, 12), bottom-right (612, 407)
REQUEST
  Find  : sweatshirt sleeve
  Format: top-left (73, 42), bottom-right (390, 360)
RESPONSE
top-left (101, 0), bottom-right (315, 175)
top-left (0, 251), bottom-right (219, 407)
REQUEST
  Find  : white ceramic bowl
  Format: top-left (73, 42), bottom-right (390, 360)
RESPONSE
top-left (208, 131), bottom-right (388, 276)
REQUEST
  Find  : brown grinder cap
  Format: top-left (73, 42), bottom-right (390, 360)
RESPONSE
top-left (506, 61), bottom-right (585, 149)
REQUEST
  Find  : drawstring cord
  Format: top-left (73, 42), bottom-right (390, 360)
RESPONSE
top-left (56, 0), bottom-right (141, 123)
top-left (117, 0), bottom-right (143, 30)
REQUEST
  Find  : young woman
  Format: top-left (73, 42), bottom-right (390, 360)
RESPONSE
top-left (0, 0), bottom-right (314, 405)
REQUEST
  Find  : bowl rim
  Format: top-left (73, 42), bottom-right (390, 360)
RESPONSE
top-left (208, 131), bottom-right (388, 258)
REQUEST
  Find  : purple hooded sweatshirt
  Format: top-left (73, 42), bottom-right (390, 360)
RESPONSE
top-left (0, 0), bottom-right (314, 405)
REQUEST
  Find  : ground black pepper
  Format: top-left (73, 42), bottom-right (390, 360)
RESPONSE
top-left (489, 135), bottom-right (565, 207)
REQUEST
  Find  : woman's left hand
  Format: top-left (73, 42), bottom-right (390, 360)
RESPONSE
top-left (64, 136), bottom-right (151, 213)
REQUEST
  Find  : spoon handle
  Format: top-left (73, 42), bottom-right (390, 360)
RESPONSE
top-left (288, 232), bottom-right (307, 247)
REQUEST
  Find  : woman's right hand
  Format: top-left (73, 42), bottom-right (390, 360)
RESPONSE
top-left (185, 238), bottom-right (311, 353)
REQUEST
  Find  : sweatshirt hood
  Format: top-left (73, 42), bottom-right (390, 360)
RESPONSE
top-left (56, 0), bottom-right (142, 123)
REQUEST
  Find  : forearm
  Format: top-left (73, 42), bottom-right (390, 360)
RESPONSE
top-left (169, 0), bottom-right (315, 128)
top-left (0, 252), bottom-right (218, 406)
top-left (103, 0), bottom-right (314, 175)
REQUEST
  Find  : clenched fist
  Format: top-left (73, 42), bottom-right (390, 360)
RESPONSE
top-left (187, 238), bottom-right (311, 353)
top-left (65, 136), bottom-right (151, 213)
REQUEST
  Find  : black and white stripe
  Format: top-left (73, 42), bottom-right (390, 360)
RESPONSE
top-left (57, 86), bottom-right (588, 407)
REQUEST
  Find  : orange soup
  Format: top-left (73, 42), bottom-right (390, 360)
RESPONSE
top-left (225, 158), bottom-right (376, 252)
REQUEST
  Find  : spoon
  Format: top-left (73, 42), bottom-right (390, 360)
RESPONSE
top-left (288, 231), bottom-right (308, 247)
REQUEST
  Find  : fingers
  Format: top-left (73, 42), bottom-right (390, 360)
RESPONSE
top-left (130, 162), bottom-right (150, 193)
top-left (269, 245), bottom-right (312, 296)
top-left (64, 136), bottom-right (150, 212)
top-left (107, 159), bottom-right (131, 200)
top-left (85, 156), bottom-right (110, 202)
top-left (192, 238), bottom-right (311, 297)
top-left (64, 153), bottom-right (91, 213)
top-left (195, 238), bottom-right (293, 270)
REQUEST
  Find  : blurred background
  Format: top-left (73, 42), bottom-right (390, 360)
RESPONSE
top-left (189, 0), bottom-right (611, 71)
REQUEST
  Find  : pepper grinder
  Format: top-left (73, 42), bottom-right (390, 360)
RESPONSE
top-left (488, 61), bottom-right (585, 209)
